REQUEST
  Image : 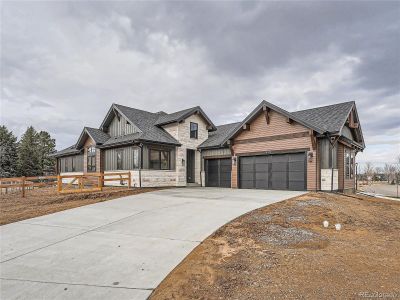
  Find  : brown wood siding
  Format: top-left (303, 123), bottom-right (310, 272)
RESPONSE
top-left (231, 110), bottom-right (318, 191)
top-left (337, 142), bottom-right (355, 192)
top-left (231, 163), bottom-right (238, 188)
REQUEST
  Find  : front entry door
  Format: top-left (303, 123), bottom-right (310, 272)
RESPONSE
top-left (186, 149), bottom-right (195, 183)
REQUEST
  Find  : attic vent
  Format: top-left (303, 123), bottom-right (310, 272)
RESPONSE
top-left (156, 111), bottom-right (167, 115)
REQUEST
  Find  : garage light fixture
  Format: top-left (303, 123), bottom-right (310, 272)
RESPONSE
top-left (307, 151), bottom-right (313, 162)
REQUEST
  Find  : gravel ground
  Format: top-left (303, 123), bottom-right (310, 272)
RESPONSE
top-left (150, 192), bottom-right (400, 300)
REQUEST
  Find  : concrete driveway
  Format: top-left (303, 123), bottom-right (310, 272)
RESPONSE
top-left (0, 187), bottom-right (305, 299)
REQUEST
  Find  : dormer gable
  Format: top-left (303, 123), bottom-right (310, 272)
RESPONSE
top-left (100, 104), bottom-right (141, 138)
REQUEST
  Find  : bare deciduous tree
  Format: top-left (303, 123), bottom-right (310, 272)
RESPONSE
top-left (383, 163), bottom-right (392, 183)
top-left (364, 162), bottom-right (375, 185)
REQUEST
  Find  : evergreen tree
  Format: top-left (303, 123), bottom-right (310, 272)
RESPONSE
top-left (0, 125), bottom-right (18, 177)
top-left (17, 126), bottom-right (41, 176)
top-left (37, 130), bottom-right (56, 175)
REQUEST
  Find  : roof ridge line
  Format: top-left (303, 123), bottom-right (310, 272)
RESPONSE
top-left (291, 100), bottom-right (355, 113)
top-left (114, 103), bottom-right (157, 115)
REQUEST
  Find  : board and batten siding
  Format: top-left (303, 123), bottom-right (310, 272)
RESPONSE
top-left (107, 114), bottom-right (138, 137)
top-left (59, 154), bottom-right (84, 172)
top-left (104, 146), bottom-right (139, 171)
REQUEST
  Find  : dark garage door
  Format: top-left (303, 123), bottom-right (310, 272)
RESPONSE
top-left (239, 153), bottom-right (306, 191)
top-left (205, 158), bottom-right (232, 188)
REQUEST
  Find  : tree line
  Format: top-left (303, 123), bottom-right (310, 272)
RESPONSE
top-left (362, 157), bottom-right (400, 184)
top-left (0, 125), bottom-right (56, 178)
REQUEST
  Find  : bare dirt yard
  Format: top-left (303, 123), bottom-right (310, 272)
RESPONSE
top-left (0, 186), bottom-right (166, 225)
top-left (150, 192), bottom-right (400, 300)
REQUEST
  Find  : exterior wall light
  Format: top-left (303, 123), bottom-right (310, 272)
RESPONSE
top-left (182, 158), bottom-right (185, 166)
top-left (307, 151), bottom-right (314, 162)
top-left (232, 156), bottom-right (237, 166)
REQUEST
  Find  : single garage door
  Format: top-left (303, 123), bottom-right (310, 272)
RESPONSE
top-left (205, 158), bottom-right (232, 188)
top-left (239, 152), bottom-right (306, 191)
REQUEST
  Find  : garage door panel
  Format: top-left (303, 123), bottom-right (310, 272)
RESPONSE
top-left (289, 153), bottom-right (305, 161)
top-left (255, 156), bottom-right (268, 164)
top-left (239, 153), bottom-right (306, 191)
top-left (271, 155), bottom-right (288, 162)
top-left (241, 180), bottom-right (254, 189)
top-left (255, 163), bottom-right (268, 172)
top-left (289, 171), bottom-right (305, 181)
top-left (289, 161), bottom-right (304, 172)
top-left (205, 158), bottom-right (232, 188)
top-left (240, 173), bottom-right (254, 181)
top-left (255, 172), bottom-right (268, 180)
top-left (271, 162), bottom-right (287, 172)
top-left (220, 173), bottom-right (231, 181)
top-left (289, 181), bottom-right (305, 190)
top-left (240, 164), bottom-right (254, 173)
top-left (255, 180), bottom-right (268, 189)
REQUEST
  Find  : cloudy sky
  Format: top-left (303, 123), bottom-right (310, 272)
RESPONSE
top-left (1, 1), bottom-right (399, 166)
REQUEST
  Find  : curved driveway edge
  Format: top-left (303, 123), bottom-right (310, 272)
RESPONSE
top-left (0, 188), bottom-right (305, 300)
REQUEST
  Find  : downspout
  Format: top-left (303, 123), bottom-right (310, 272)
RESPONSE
top-left (315, 140), bottom-right (318, 191)
top-left (138, 143), bottom-right (143, 188)
top-left (198, 149), bottom-right (202, 187)
top-left (331, 143), bottom-right (334, 192)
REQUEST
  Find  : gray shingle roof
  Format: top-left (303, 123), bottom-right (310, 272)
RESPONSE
top-left (154, 107), bottom-right (198, 126)
top-left (199, 122), bottom-right (241, 149)
top-left (153, 106), bottom-right (217, 130)
top-left (114, 104), bottom-right (180, 145)
top-left (51, 145), bottom-right (81, 157)
top-left (291, 101), bottom-right (354, 133)
top-left (99, 132), bottom-right (142, 148)
top-left (85, 127), bottom-right (111, 144)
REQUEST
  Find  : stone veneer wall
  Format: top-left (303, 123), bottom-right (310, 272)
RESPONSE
top-left (162, 113), bottom-right (209, 186)
top-left (320, 169), bottom-right (338, 191)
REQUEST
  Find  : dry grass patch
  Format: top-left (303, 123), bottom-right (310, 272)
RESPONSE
top-left (0, 186), bottom-right (167, 225)
top-left (150, 192), bottom-right (400, 300)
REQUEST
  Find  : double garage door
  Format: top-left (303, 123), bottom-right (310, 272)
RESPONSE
top-left (205, 158), bottom-right (231, 188)
top-left (239, 152), bottom-right (306, 191)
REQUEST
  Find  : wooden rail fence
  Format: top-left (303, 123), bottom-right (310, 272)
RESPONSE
top-left (58, 172), bottom-right (131, 194)
top-left (0, 172), bottom-right (131, 197)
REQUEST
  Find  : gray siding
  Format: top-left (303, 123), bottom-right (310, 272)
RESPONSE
top-left (59, 154), bottom-right (83, 173)
top-left (202, 148), bottom-right (231, 158)
top-left (319, 138), bottom-right (337, 169)
top-left (342, 126), bottom-right (354, 141)
top-left (107, 114), bottom-right (138, 137)
top-left (104, 146), bottom-right (139, 171)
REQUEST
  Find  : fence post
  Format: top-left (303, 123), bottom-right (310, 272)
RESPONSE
top-left (98, 173), bottom-right (103, 191)
top-left (128, 172), bottom-right (131, 189)
top-left (57, 175), bottom-right (62, 193)
top-left (21, 177), bottom-right (26, 198)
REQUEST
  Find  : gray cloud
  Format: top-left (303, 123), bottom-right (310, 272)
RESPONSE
top-left (1, 1), bottom-right (399, 164)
